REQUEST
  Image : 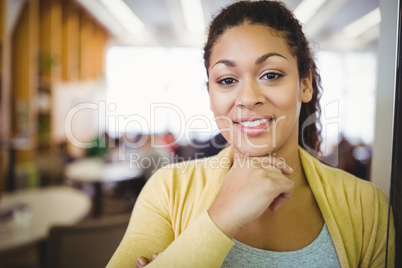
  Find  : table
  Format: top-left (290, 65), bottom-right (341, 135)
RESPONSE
top-left (64, 158), bottom-right (142, 217)
top-left (0, 186), bottom-right (91, 253)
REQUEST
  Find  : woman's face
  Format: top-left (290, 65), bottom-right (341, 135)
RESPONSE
top-left (208, 23), bottom-right (312, 157)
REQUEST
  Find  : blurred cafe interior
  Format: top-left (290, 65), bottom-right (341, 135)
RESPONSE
top-left (0, 0), bottom-right (400, 267)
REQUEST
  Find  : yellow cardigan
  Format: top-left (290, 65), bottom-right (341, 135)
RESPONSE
top-left (107, 147), bottom-right (395, 267)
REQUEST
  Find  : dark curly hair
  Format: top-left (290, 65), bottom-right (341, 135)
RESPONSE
top-left (203, 0), bottom-right (322, 153)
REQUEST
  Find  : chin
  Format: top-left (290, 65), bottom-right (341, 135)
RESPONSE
top-left (229, 132), bottom-right (279, 156)
top-left (231, 142), bottom-right (277, 157)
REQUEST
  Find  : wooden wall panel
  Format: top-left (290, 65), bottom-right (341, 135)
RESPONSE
top-left (3, 0), bottom-right (110, 187)
top-left (0, 0), bottom-right (7, 191)
top-left (65, 1), bottom-right (110, 81)
top-left (79, 11), bottom-right (92, 80)
top-left (0, 0), bottom-right (4, 42)
top-left (39, 0), bottom-right (62, 82)
top-left (11, 0), bottom-right (38, 163)
top-left (94, 27), bottom-right (108, 78)
top-left (38, 0), bottom-right (62, 148)
top-left (61, 0), bottom-right (79, 81)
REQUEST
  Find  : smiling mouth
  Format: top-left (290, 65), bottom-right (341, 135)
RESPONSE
top-left (233, 116), bottom-right (275, 136)
top-left (237, 118), bottom-right (274, 127)
top-left (235, 117), bottom-right (275, 127)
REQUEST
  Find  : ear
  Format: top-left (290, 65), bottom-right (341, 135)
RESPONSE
top-left (301, 69), bottom-right (313, 103)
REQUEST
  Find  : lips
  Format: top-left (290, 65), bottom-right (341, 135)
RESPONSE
top-left (238, 118), bottom-right (270, 127)
top-left (234, 116), bottom-right (275, 136)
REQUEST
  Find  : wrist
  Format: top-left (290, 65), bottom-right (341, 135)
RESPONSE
top-left (207, 206), bottom-right (243, 239)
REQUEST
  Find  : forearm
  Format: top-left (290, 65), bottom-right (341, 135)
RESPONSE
top-left (107, 169), bottom-right (234, 267)
top-left (107, 211), bottom-right (233, 267)
top-left (146, 211), bottom-right (234, 267)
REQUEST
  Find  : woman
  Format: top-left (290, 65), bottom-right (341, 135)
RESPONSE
top-left (107, 1), bottom-right (394, 267)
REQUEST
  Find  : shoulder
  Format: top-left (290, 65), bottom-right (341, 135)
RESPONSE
top-left (145, 146), bottom-right (232, 193)
top-left (136, 148), bottom-right (232, 223)
top-left (299, 147), bottom-right (388, 208)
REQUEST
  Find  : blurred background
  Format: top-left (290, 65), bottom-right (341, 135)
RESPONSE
top-left (0, 0), bottom-right (398, 267)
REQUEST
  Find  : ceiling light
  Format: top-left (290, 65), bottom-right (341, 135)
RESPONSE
top-left (342, 8), bottom-right (381, 39)
top-left (99, 0), bottom-right (145, 35)
top-left (293, 0), bottom-right (327, 24)
top-left (180, 0), bottom-right (205, 35)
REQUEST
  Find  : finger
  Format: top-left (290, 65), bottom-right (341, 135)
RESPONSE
top-left (276, 160), bottom-right (293, 175)
top-left (266, 157), bottom-right (293, 175)
top-left (152, 253), bottom-right (159, 261)
top-left (269, 193), bottom-right (290, 211)
top-left (136, 257), bottom-right (148, 268)
top-left (268, 175), bottom-right (294, 211)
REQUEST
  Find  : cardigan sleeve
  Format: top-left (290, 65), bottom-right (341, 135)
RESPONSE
top-left (356, 182), bottom-right (394, 268)
top-left (386, 207), bottom-right (395, 268)
top-left (366, 187), bottom-right (395, 268)
top-left (106, 168), bottom-right (234, 268)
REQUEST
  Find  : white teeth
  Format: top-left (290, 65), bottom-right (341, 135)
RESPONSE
top-left (239, 119), bottom-right (268, 127)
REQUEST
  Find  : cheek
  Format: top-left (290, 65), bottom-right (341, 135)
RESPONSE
top-left (269, 88), bottom-right (300, 112)
top-left (209, 91), bottom-right (233, 115)
top-left (268, 88), bottom-right (301, 131)
top-left (209, 92), bottom-right (234, 140)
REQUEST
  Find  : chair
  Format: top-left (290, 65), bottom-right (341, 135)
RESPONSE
top-left (46, 213), bottom-right (130, 268)
top-left (36, 150), bottom-right (65, 186)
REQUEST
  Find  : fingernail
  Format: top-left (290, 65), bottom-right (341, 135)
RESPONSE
top-left (138, 258), bottom-right (146, 266)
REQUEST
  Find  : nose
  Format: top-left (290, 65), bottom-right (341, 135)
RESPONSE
top-left (236, 79), bottom-right (265, 109)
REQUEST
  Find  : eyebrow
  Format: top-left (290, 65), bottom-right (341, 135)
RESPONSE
top-left (255, 52), bottom-right (288, 65)
top-left (211, 52), bottom-right (288, 69)
top-left (211, 59), bottom-right (236, 69)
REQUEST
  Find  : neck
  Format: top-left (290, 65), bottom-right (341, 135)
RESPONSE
top-left (272, 141), bottom-right (307, 189)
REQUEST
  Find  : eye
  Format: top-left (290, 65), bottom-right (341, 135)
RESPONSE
top-left (262, 72), bottom-right (282, 80)
top-left (217, 77), bottom-right (237, 85)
